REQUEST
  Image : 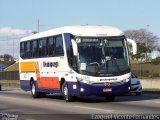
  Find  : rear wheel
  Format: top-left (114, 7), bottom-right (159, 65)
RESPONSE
top-left (105, 95), bottom-right (115, 102)
top-left (62, 82), bottom-right (73, 102)
top-left (31, 81), bottom-right (40, 98)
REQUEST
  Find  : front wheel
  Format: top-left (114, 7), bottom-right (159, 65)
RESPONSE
top-left (31, 81), bottom-right (40, 98)
top-left (62, 82), bottom-right (73, 102)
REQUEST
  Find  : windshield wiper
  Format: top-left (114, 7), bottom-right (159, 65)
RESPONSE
top-left (95, 63), bottom-right (105, 75)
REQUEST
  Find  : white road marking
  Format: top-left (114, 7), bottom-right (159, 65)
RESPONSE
top-left (73, 106), bottom-right (114, 112)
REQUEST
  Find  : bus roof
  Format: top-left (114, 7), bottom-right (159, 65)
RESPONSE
top-left (20, 25), bottom-right (124, 42)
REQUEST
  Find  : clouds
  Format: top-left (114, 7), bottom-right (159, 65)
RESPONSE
top-left (0, 27), bottom-right (31, 36)
top-left (0, 27), bottom-right (31, 58)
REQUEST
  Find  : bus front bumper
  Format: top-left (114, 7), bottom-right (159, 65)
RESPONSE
top-left (67, 81), bottom-right (130, 96)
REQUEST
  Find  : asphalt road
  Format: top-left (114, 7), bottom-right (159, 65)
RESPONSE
top-left (0, 87), bottom-right (160, 120)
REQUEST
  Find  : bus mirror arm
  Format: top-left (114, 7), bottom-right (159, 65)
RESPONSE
top-left (71, 39), bottom-right (78, 56)
top-left (127, 38), bottom-right (137, 55)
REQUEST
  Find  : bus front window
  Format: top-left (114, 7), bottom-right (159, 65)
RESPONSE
top-left (77, 37), bottom-right (130, 77)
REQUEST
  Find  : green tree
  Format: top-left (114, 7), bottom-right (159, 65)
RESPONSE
top-left (125, 29), bottom-right (159, 61)
top-left (151, 57), bottom-right (160, 65)
top-left (3, 54), bottom-right (14, 61)
top-left (135, 43), bottom-right (150, 60)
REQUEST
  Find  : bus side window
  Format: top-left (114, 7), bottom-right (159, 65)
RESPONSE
top-left (55, 35), bottom-right (64, 56)
top-left (20, 42), bottom-right (25, 59)
top-left (38, 39), bottom-right (47, 57)
top-left (27, 42), bottom-right (30, 58)
top-left (47, 37), bottom-right (55, 56)
top-left (33, 40), bottom-right (38, 58)
top-left (38, 39), bottom-right (42, 57)
top-left (29, 41), bottom-right (33, 58)
top-left (64, 33), bottom-right (77, 71)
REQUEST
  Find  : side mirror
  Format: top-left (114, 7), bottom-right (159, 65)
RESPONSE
top-left (127, 38), bottom-right (137, 55)
top-left (71, 39), bottom-right (78, 56)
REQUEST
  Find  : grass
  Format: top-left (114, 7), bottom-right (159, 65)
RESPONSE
top-left (4, 62), bottom-right (19, 71)
top-left (131, 62), bottom-right (160, 79)
top-left (0, 80), bottom-right (20, 88)
top-left (143, 88), bottom-right (160, 94)
top-left (130, 60), bottom-right (139, 64)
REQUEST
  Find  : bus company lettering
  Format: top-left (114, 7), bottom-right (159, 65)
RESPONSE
top-left (100, 78), bottom-right (117, 81)
top-left (43, 61), bottom-right (59, 68)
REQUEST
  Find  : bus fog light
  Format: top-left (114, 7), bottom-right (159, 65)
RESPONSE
top-left (80, 88), bottom-right (84, 92)
top-left (128, 86), bottom-right (130, 90)
top-left (73, 84), bottom-right (77, 89)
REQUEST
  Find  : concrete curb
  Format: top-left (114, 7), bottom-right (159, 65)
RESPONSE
top-left (140, 79), bottom-right (160, 89)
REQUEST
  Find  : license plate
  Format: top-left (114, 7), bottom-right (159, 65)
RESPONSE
top-left (103, 88), bottom-right (112, 92)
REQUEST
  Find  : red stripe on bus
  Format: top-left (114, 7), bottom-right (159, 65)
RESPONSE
top-left (39, 77), bottom-right (60, 89)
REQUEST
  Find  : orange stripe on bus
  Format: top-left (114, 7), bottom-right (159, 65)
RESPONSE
top-left (40, 77), bottom-right (60, 89)
top-left (20, 61), bottom-right (36, 72)
top-left (20, 62), bottom-right (60, 89)
top-left (35, 62), bottom-right (41, 87)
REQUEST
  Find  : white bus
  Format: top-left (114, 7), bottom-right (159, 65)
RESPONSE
top-left (19, 25), bottom-right (137, 102)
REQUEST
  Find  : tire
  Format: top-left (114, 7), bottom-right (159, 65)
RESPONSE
top-left (31, 81), bottom-right (40, 98)
top-left (105, 95), bottom-right (115, 102)
top-left (62, 82), bottom-right (73, 102)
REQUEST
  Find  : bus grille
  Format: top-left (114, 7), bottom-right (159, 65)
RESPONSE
top-left (92, 81), bottom-right (126, 87)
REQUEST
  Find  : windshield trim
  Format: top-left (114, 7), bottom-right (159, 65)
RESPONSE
top-left (76, 36), bottom-right (130, 77)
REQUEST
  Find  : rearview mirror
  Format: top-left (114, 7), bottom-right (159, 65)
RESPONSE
top-left (71, 39), bottom-right (78, 56)
top-left (127, 38), bottom-right (137, 55)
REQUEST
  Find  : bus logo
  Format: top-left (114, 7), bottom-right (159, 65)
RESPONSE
top-left (43, 61), bottom-right (59, 68)
top-left (104, 82), bottom-right (110, 86)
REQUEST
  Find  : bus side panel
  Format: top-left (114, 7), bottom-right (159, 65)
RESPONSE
top-left (20, 80), bottom-right (31, 91)
top-left (20, 61), bottom-right (36, 72)
top-left (66, 82), bottom-right (80, 96)
top-left (34, 80), bottom-right (61, 94)
top-left (19, 72), bottom-right (37, 91)
top-left (39, 77), bottom-right (60, 89)
top-left (20, 78), bottom-right (61, 93)
top-left (20, 61), bottom-right (37, 91)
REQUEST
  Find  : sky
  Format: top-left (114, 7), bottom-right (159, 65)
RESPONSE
top-left (0, 0), bottom-right (160, 57)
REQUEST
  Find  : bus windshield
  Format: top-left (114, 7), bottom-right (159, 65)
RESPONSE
top-left (77, 37), bottom-right (130, 77)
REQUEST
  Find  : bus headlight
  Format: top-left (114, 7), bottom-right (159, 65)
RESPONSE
top-left (128, 86), bottom-right (131, 90)
top-left (125, 78), bottom-right (130, 82)
top-left (121, 78), bottom-right (130, 83)
top-left (80, 88), bottom-right (84, 92)
top-left (76, 77), bottom-right (93, 84)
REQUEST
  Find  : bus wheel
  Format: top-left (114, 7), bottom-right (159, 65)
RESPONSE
top-left (62, 83), bottom-right (73, 102)
top-left (31, 81), bottom-right (40, 98)
top-left (105, 95), bottom-right (115, 102)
